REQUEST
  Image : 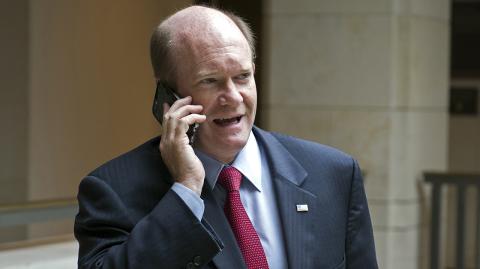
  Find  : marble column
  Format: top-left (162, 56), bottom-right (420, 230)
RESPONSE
top-left (261, 0), bottom-right (450, 268)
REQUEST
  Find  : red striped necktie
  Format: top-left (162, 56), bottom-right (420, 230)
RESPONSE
top-left (217, 166), bottom-right (270, 269)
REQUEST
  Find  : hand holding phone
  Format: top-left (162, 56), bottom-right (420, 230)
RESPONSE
top-left (152, 81), bottom-right (206, 195)
top-left (152, 82), bottom-right (199, 145)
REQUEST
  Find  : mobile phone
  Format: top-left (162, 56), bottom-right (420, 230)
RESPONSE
top-left (152, 82), bottom-right (199, 145)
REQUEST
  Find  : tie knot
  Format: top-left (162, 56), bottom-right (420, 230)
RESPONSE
top-left (218, 166), bottom-right (243, 192)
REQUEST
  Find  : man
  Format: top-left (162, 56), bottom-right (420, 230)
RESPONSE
top-left (75, 5), bottom-right (378, 269)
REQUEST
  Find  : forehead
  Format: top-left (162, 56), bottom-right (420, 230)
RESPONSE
top-left (174, 42), bottom-right (253, 84)
top-left (180, 37), bottom-right (250, 62)
top-left (174, 18), bottom-right (251, 58)
top-left (172, 21), bottom-right (252, 74)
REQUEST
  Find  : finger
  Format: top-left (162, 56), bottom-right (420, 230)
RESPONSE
top-left (168, 104), bottom-right (203, 120)
top-left (163, 102), bottom-right (171, 115)
top-left (174, 114), bottom-right (206, 137)
top-left (169, 96), bottom-right (192, 111)
top-left (161, 103), bottom-right (171, 138)
top-left (181, 114), bottom-right (207, 126)
top-left (163, 103), bottom-right (202, 137)
top-left (164, 111), bottom-right (189, 140)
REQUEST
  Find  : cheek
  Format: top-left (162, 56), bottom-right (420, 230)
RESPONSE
top-left (244, 91), bottom-right (257, 110)
top-left (192, 94), bottom-right (217, 114)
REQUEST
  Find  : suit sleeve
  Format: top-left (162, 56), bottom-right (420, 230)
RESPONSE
top-left (345, 159), bottom-right (379, 268)
top-left (74, 175), bottom-right (223, 269)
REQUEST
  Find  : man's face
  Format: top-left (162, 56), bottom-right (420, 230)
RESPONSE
top-left (173, 29), bottom-right (257, 163)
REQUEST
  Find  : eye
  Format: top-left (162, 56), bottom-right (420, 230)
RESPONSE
top-left (200, 78), bottom-right (217, 84)
top-left (235, 72), bottom-right (251, 81)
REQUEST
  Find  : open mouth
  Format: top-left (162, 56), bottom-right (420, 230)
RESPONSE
top-left (213, 116), bottom-right (242, 126)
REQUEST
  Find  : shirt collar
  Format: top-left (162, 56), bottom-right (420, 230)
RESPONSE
top-left (194, 131), bottom-right (263, 192)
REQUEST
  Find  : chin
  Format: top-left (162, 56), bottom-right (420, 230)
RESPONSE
top-left (220, 132), bottom-right (249, 150)
top-left (227, 137), bottom-right (249, 150)
top-left (197, 129), bottom-right (250, 159)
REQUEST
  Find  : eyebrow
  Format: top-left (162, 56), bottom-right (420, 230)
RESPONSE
top-left (196, 70), bottom-right (218, 78)
top-left (197, 66), bottom-right (252, 77)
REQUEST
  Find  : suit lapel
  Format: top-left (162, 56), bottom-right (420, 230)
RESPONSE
top-left (201, 186), bottom-right (247, 269)
top-left (253, 127), bottom-right (320, 269)
top-left (271, 173), bottom-right (319, 268)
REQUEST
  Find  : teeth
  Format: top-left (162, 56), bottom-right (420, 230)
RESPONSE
top-left (214, 116), bottom-right (241, 124)
top-left (219, 118), bottom-right (236, 123)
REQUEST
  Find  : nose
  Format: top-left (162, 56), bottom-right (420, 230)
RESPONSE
top-left (219, 79), bottom-right (243, 106)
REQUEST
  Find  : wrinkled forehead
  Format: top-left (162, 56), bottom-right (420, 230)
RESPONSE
top-left (176, 31), bottom-right (250, 61)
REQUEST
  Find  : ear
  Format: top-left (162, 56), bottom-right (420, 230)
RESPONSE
top-left (252, 63), bottom-right (256, 74)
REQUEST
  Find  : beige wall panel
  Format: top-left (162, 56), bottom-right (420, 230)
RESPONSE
top-left (385, 228), bottom-right (420, 269)
top-left (264, 105), bottom-right (332, 144)
top-left (393, 0), bottom-right (450, 20)
top-left (0, 0), bottom-right (29, 203)
top-left (373, 227), bottom-right (421, 269)
top-left (372, 230), bottom-right (388, 268)
top-left (266, 15), bottom-right (393, 107)
top-left (266, 0), bottom-right (391, 15)
top-left (370, 200), bottom-right (419, 229)
top-left (392, 16), bottom-right (449, 108)
top-left (328, 110), bottom-right (391, 199)
top-left (389, 110), bottom-right (448, 200)
top-left (0, 0), bottom-right (29, 243)
top-left (267, 0), bottom-right (450, 19)
top-left (368, 200), bottom-right (420, 268)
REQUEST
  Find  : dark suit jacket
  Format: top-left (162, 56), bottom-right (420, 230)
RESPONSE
top-left (75, 127), bottom-right (378, 269)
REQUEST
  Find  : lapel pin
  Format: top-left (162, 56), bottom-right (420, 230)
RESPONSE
top-left (296, 204), bottom-right (308, 212)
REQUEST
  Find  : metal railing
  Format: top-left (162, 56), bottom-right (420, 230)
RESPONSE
top-left (424, 172), bottom-right (480, 269)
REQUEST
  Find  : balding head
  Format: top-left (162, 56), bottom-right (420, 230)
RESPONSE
top-left (150, 6), bottom-right (255, 87)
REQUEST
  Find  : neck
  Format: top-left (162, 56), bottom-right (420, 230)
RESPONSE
top-left (195, 143), bottom-right (238, 164)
